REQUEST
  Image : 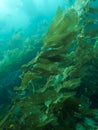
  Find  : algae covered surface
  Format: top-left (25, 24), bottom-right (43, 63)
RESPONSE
top-left (0, 0), bottom-right (98, 129)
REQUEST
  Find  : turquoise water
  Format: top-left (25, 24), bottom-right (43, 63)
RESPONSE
top-left (0, 0), bottom-right (73, 107)
top-left (0, 0), bottom-right (66, 103)
top-left (0, 0), bottom-right (98, 129)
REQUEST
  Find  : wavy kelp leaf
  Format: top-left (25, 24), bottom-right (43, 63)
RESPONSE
top-left (44, 8), bottom-right (79, 46)
top-left (14, 71), bottom-right (40, 91)
top-left (55, 6), bottom-right (63, 19)
top-left (60, 78), bottom-right (81, 91)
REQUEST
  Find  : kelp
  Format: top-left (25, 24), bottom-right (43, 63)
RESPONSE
top-left (0, 0), bottom-right (98, 129)
top-left (43, 7), bottom-right (79, 47)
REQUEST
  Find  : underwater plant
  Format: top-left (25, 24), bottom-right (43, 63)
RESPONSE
top-left (0, 0), bottom-right (98, 130)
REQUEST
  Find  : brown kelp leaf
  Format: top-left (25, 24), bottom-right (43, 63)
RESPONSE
top-left (44, 8), bottom-right (79, 46)
top-left (33, 62), bottom-right (60, 76)
top-left (55, 78), bottom-right (81, 93)
top-left (62, 78), bottom-right (81, 89)
top-left (17, 71), bottom-right (40, 90)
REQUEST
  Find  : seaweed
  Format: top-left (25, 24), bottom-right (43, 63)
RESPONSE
top-left (0, 0), bottom-right (98, 129)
